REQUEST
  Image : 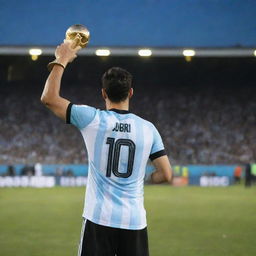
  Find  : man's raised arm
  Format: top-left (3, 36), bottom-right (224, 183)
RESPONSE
top-left (41, 42), bottom-right (80, 121)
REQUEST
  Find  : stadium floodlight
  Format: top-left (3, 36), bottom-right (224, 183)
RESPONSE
top-left (95, 49), bottom-right (111, 56)
top-left (254, 50), bottom-right (256, 56)
top-left (183, 49), bottom-right (196, 57)
top-left (29, 48), bottom-right (42, 56)
top-left (29, 48), bottom-right (42, 61)
top-left (138, 49), bottom-right (152, 57)
top-left (183, 49), bottom-right (196, 62)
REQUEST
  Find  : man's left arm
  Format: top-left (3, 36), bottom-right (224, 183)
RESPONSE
top-left (41, 41), bottom-right (80, 121)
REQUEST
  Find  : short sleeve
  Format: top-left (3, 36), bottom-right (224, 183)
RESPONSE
top-left (66, 103), bottom-right (97, 129)
top-left (149, 125), bottom-right (166, 161)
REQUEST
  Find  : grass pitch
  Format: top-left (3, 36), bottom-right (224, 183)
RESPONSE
top-left (0, 186), bottom-right (255, 256)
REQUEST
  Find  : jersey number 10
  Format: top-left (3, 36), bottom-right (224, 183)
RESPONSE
top-left (106, 137), bottom-right (136, 178)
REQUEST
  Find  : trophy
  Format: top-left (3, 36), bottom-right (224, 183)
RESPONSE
top-left (47, 24), bottom-right (90, 71)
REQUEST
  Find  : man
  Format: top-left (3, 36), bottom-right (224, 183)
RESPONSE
top-left (41, 41), bottom-right (172, 256)
top-left (245, 163), bottom-right (252, 187)
top-left (233, 165), bottom-right (242, 184)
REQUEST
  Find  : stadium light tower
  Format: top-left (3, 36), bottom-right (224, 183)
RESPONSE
top-left (29, 48), bottom-right (42, 61)
top-left (95, 49), bottom-right (111, 56)
top-left (183, 49), bottom-right (196, 62)
top-left (138, 49), bottom-right (152, 57)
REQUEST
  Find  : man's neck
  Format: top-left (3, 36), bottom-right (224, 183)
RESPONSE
top-left (106, 100), bottom-right (129, 111)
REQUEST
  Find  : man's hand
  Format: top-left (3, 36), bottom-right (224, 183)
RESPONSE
top-left (55, 40), bottom-right (81, 67)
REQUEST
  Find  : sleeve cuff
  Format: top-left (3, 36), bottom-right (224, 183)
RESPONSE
top-left (66, 103), bottom-right (73, 124)
top-left (149, 149), bottom-right (166, 161)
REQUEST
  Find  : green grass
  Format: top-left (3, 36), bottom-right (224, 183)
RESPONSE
top-left (0, 186), bottom-right (256, 256)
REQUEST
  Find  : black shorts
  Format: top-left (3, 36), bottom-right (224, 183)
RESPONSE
top-left (78, 219), bottom-right (149, 256)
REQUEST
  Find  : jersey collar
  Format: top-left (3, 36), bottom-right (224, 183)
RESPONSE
top-left (109, 108), bottom-right (131, 114)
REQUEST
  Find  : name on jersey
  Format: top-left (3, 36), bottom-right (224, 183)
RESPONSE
top-left (112, 122), bottom-right (131, 133)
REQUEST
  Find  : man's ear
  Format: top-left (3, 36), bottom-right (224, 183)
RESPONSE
top-left (129, 88), bottom-right (133, 99)
top-left (102, 88), bottom-right (108, 100)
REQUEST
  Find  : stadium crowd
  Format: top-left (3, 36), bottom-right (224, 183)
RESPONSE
top-left (1, 80), bottom-right (255, 165)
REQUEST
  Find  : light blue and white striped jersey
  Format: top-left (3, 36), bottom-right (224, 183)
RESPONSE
top-left (67, 103), bottom-right (166, 230)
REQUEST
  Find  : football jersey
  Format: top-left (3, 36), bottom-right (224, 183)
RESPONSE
top-left (67, 103), bottom-right (166, 230)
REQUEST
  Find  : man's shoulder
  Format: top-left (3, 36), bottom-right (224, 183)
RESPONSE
top-left (128, 113), bottom-right (155, 130)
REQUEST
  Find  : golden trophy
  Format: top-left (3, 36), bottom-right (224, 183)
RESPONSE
top-left (47, 24), bottom-right (90, 71)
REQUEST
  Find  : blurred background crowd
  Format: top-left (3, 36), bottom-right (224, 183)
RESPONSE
top-left (1, 56), bottom-right (255, 166)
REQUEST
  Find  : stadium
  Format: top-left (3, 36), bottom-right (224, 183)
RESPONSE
top-left (0, 1), bottom-right (256, 256)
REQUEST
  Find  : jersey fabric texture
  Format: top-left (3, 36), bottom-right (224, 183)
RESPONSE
top-left (67, 103), bottom-right (166, 230)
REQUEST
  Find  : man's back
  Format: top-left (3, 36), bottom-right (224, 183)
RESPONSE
top-left (42, 55), bottom-right (172, 255)
top-left (68, 105), bottom-right (165, 230)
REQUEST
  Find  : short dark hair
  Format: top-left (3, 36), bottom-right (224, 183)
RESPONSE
top-left (102, 67), bottom-right (132, 103)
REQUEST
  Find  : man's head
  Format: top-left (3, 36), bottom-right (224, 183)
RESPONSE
top-left (101, 67), bottom-right (133, 103)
